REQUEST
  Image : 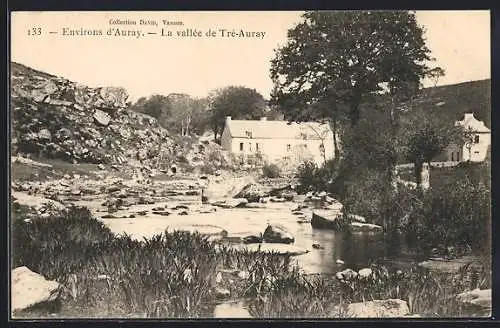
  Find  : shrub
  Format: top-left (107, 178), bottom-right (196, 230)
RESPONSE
top-left (296, 161), bottom-right (319, 192)
top-left (296, 159), bottom-right (340, 193)
top-left (406, 177), bottom-right (490, 257)
top-left (262, 163), bottom-right (281, 178)
top-left (12, 205), bottom-right (115, 280)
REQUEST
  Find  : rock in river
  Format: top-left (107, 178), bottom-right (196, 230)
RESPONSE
top-left (311, 210), bottom-right (346, 230)
top-left (262, 224), bottom-right (294, 244)
top-left (211, 198), bottom-right (248, 209)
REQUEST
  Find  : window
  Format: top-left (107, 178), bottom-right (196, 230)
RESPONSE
top-left (451, 152), bottom-right (454, 161)
top-left (474, 135), bottom-right (480, 143)
top-left (286, 144), bottom-right (291, 152)
top-left (239, 143), bottom-right (244, 151)
top-left (249, 143), bottom-right (252, 152)
top-left (256, 143), bottom-right (260, 152)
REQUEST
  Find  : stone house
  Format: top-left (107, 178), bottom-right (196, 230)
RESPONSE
top-left (437, 113), bottom-right (491, 163)
top-left (220, 116), bottom-right (336, 166)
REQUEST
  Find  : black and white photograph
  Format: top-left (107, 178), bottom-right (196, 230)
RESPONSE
top-left (9, 10), bottom-right (491, 319)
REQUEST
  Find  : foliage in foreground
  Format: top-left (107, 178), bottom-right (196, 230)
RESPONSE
top-left (12, 204), bottom-right (490, 318)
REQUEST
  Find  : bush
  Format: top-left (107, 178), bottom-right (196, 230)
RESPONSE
top-left (296, 161), bottom-right (318, 192)
top-left (297, 159), bottom-right (339, 194)
top-left (406, 177), bottom-right (490, 257)
top-left (262, 163), bottom-right (281, 178)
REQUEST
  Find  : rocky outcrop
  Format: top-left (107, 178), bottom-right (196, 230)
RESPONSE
top-left (11, 62), bottom-right (176, 169)
top-left (11, 266), bottom-right (61, 313)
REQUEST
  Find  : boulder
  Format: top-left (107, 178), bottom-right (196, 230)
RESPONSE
top-left (204, 176), bottom-right (254, 201)
top-left (97, 86), bottom-right (128, 110)
top-left (211, 198), bottom-right (248, 209)
top-left (311, 210), bottom-right (346, 230)
top-left (262, 224), bottom-right (294, 244)
top-left (11, 266), bottom-right (61, 313)
top-left (456, 289), bottom-right (491, 315)
top-left (37, 128), bottom-right (52, 140)
top-left (234, 183), bottom-right (271, 202)
top-left (345, 299), bottom-right (410, 318)
top-left (358, 268), bottom-right (373, 280)
top-left (242, 235), bottom-right (263, 244)
top-left (336, 268), bottom-right (358, 281)
top-left (213, 301), bottom-right (252, 318)
top-left (93, 109), bottom-right (111, 126)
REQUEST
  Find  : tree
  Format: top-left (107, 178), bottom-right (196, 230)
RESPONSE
top-left (270, 10), bottom-right (443, 128)
top-left (162, 93), bottom-right (209, 136)
top-left (208, 86), bottom-right (267, 140)
top-left (130, 93), bottom-right (209, 136)
top-left (400, 109), bottom-right (463, 187)
top-left (130, 95), bottom-right (171, 119)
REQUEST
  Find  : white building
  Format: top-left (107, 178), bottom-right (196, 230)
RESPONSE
top-left (442, 113), bottom-right (491, 162)
top-left (220, 116), bottom-right (336, 165)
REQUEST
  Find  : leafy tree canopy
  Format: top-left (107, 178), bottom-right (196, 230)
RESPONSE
top-left (270, 10), bottom-right (444, 126)
top-left (208, 86), bottom-right (267, 139)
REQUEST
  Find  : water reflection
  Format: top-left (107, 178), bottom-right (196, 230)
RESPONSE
top-left (295, 228), bottom-right (388, 273)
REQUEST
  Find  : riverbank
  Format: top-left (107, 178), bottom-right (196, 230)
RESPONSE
top-left (12, 203), bottom-right (491, 318)
top-left (10, 158), bottom-right (491, 318)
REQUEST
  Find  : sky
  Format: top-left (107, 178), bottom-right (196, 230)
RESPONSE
top-left (11, 11), bottom-right (490, 101)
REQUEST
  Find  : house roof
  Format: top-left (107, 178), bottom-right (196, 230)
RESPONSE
top-left (225, 119), bottom-right (333, 139)
top-left (455, 113), bottom-right (490, 133)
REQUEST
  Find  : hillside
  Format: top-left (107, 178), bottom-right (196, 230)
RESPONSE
top-left (399, 79), bottom-right (491, 127)
top-left (10, 62), bottom-right (235, 174)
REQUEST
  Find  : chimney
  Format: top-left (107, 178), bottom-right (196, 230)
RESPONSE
top-left (226, 116), bottom-right (231, 124)
top-left (260, 117), bottom-right (267, 121)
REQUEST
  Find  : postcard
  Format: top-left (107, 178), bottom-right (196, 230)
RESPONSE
top-left (9, 10), bottom-right (491, 319)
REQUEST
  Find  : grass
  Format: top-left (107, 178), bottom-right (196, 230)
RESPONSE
top-left (11, 158), bottom-right (113, 182)
top-left (12, 203), bottom-right (491, 318)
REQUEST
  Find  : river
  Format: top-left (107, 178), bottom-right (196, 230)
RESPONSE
top-left (69, 198), bottom-right (419, 274)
